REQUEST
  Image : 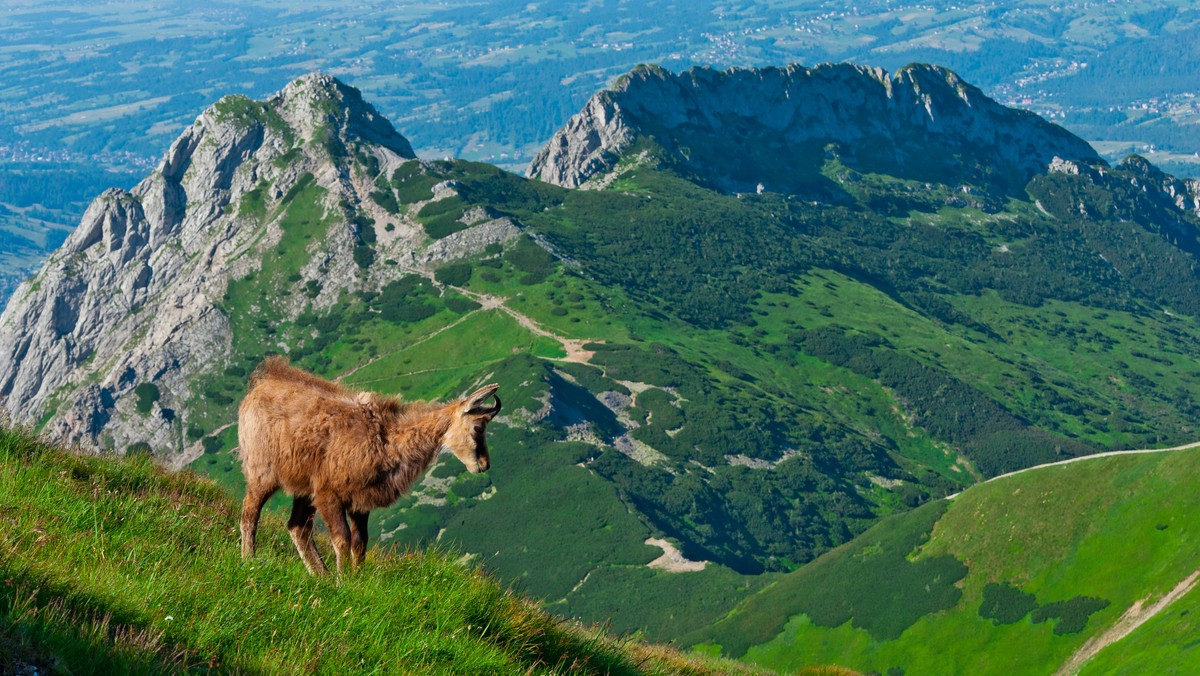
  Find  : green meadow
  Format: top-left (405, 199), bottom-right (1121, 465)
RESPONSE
top-left (697, 446), bottom-right (1200, 675)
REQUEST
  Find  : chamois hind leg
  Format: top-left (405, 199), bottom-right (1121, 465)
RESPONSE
top-left (348, 510), bottom-right (369, 568)
top-left (314, 495), bottom-right (352, 577)
top-left (240, 482), bottom-right (277, 559)
top-left (288, 496), bottom-right (328, 576)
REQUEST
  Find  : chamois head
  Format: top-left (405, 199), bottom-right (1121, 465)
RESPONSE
top-left (443, 384), bottom-right (501, 474)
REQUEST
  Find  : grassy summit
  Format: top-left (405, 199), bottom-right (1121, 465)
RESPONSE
top-left (0, 424), bottom-right (782, 675)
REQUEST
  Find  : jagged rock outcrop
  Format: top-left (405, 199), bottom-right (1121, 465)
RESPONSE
top-left (1048, 153), bottom-right (1200, 220)
top-left (1118, 155), bottom-right (1200, 217)
top-left (0, 74), bottom-right (505, 462)
top-left (529, 63), bottom-right (1103, 194)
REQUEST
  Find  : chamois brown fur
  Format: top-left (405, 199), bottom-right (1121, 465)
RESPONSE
top-left (238, 357), bottom-right (500, 575)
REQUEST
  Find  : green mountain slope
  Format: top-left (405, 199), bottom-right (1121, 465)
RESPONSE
top-left (170, 148), bottom-right (1200, 642)
top-left (691, 445), bottom-right (1200, 674)
top-left (0, 423), bottom-right (778, 675)
top-left (4, 69), bottom-right (1200, 646)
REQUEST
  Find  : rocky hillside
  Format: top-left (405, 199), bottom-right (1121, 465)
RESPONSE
top-left (528, 63), bottom-right (1101, 195)
top-left (0, 74), bottom-right (516, 463)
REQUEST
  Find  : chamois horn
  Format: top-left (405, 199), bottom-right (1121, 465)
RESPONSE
top-left (466, 384), bottom-right (501, 415)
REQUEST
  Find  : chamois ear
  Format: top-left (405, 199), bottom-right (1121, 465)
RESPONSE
top-left (464, 384), bottom-right (501, 417)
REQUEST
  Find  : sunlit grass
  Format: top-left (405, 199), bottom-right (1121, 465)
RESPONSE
top-left (0, 424), bottom-right (764, 674)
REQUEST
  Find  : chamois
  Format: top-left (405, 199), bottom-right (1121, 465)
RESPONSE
top-left (237, 357), bottom-right (501, 576)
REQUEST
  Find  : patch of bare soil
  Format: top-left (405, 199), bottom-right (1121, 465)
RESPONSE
top-left (645, 537), bottom-right (707, 572)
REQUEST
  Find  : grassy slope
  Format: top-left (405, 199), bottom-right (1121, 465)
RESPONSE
top-left (0, 424), bottom-right (787, 675)
top-left (1081, 571), bottom-right (1200, 674)
top-left (168, 152), bottom-right (1200, 647)
top-left (698, 446), bottom-right (1200, 675)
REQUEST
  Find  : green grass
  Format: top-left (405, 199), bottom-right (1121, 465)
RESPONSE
top-left (457, 258), bottom-right (636, 343)
top-left (0, 424), bottom-right (763, 675)
top-left (707, 446), bottom-right (1200, 675)
top-left (556, 564), bottom-right (776, 644)
top-left (342, 309), bottom-right (565, 398)
top-left (694, 501), bottom-right (965, 656)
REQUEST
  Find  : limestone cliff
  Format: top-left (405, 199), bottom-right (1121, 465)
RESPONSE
top-left (528, 63), bottom-right (1104, 194)
top-left (0, 74), bottom-right (514, 463)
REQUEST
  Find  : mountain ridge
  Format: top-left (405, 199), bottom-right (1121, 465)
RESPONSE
top-left (528, 62), bottom-right (1102, 195)
top-left (690, 441), bottom-right (1200, 674)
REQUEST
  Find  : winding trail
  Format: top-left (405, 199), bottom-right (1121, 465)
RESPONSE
top-left (336, 307), bottom-right (485, 382)
top-left (449, 286), bottom-right (600, 364)
top-left (334, 283), bottom-right (600, 387)
top-left (946, 439), bottom-right (1200, 499)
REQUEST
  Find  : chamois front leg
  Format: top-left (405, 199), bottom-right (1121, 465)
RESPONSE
top-left (349, 510), bottom-right (370, 568)
top-left (240, 483), bottom-right (277, 559)
top-left (315, 495), bottom-right (353, 577)
top-left (288, 495), bottom-right (328, 576)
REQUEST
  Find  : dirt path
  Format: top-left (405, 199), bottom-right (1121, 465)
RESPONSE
top-left (170, 420), bottom-right (237, 471)
top-left (450, 286), bottom-right (600, 364)
top-left (336, 285), bottom-right (598, 386)
top-left (946, 440), bottom-right (1200, 499)
top-left (337, 307), bottom-right (487, 382)
top-left (1055, 569), bottom-right (1200, 675)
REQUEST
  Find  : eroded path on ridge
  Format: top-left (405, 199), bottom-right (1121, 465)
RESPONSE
top-left (947, 440), bottom-right (1200, 499)
top-left (336, 306), bottom-right (488, 382)
top-left (1056, 569), bottom-right (1200, 675)
top-left (449, 286), bottom-right (600, 365)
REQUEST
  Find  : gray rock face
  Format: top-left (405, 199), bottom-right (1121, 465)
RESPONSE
top-left (528, 63), bottom-right (1103, 194)
top-left (1118, 155), bottom-right (1200, 218)
top-left (1048, 153), bottom-right (1200, 220)
top-left (0, 73), bottom-right (468, 461)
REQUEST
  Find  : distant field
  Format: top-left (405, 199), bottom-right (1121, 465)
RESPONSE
top-left (1, 0), bottom-right (1196, 301)
top-left (0, 0), bottom-right (1197, 166)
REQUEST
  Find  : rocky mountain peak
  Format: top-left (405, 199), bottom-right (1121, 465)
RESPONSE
top-left (528, 62), bottom-right (1102, 195)
top-left (1047, 153), bottom-right (1200, 219)
top-left (0, 73), bottom-right (442, 461)
top-left (270, 72), bottom-right (416, 158)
